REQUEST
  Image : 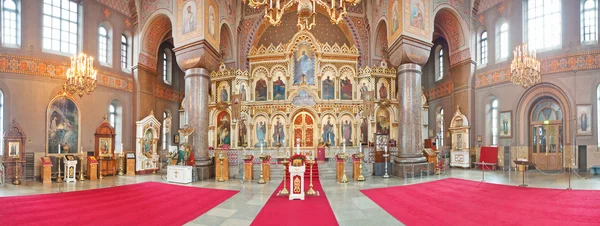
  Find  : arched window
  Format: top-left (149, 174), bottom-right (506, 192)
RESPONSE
top-left (2, 0), bottom-right (20, 46)
top-left (437, 108), bottom-right (444, 149)
top-left (491, 98), bottom-right (499, 145)
top-left (436, 46), bottom-right (444, 81)
top-left (98, 26), bottom-right (108, 64)
top-left (42, 0), bottom-right (79, 55)
top-left (163, 49), bottom-right (172, 85)
top-left (480, 31), bottom-right (488, 65)
top-left (121, 35), bottom-right (128, 70)
top-left (498, 22), bottom-right (509, 60)
top-left (109, 103), bottom-right (116, 128)
top-left (582, 0), bottom-right (598, 43)
top-left (0, 89), bottom-right (3, 155)
top-left (526, 0), bottom-right (561, 51)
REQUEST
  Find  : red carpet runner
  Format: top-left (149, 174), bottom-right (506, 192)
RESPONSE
top-left (251, 163), bottom-right (338, 226)
top-left (0, 182), bottom-right (238, 226)
top-left (361, 178), bottom-right (600, 226)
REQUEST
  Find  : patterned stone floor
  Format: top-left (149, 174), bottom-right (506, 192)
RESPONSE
top-left (0, 168), bottom-right (597, 226)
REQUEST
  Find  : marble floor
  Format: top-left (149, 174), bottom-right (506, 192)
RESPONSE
top-left (0, 168), bottom-right (598, 226)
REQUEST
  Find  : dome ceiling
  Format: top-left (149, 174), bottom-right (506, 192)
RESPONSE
top-left (258, 12), bottom-right (350, 47)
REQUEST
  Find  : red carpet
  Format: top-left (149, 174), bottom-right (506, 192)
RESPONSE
top-left (0, 182), bottom-right (238, 226)
top-left (361, 178), bottom-right (600, 226)
top-left (251, 163), bottom-right (338, 226)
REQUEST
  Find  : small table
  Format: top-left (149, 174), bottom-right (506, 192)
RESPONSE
top-left (513, 160), bottom-right (535, 187)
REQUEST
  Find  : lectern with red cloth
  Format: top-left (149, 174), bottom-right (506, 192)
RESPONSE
top-left (317, 147), bottom-right (325, 162)
top-left (243, 155), bottom-right (254, 181)
top-left (479, 146), bottom-right (498, 170)
top-left (40, 157), bottom-right (52, 184)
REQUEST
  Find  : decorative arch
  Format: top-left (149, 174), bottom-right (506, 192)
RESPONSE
top-left (219, 23), bottom-right (234, 61)
top-left (374, 19), bottom-right (389, 59)
top-left (515, 83), bottom-right (573, 146)
top-left (139, 14), bottom-right (174, 72)
top-left (286, 31), bottom-right (322, 53)
top-left (433, 7), bottom-right (470, 67)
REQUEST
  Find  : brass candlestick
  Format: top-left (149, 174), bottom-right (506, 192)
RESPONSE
top-left (78, 155), bottom-right (86, 181)
top-left (98, 158), bottom-right (104, 179)
top-left (13, 156), bottom-right (21, 185)
top-left (152, 159), bottom-right (157, 174)
top-left (258, 154), bottom-right (268, 184)
top-left (118, 154), bottom-right (124, 176)
top-left (356, 152), bottom-right (365, 181)
top-left (383, 152), bottom-right (390, 178)
top-left (56, 155), bottom-right (64, 183)
top-left (278, 158), bottom-right (290, 196)
top-left (218, 152), bottom-right (225, 182)
top-left (339, 153), bottom-right (349, 183)
top-left (306, 159), bottom-right (317, 195)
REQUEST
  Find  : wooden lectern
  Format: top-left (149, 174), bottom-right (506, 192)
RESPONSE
top-left (40, 157), bottom-right (52, 184)
top-left (215, 150), bottom-right (229, 181)
top-left (126, 153), bottom-right (135, 176)
top-left (352, 154), bottom-right (361, 180)
top-left (335, 154), bottom-right (345, 182)
top-left (87, 156), bottom-right (98, 180)
top-left (243, 155), bottom-right (254, 181)
top-left (262, 156), bottom-right (271, 182)
top-left (513, 160), bottom-right (535, 187)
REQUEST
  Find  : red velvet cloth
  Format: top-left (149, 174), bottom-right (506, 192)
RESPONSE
top-left (0, 182), bottom-right (237, 225)
top-left (361, 178), bottom-right (600, 226)
top-left (317, 147), bottom-right (325, 162)
top-left (480, 146), bottom-right (498, 170)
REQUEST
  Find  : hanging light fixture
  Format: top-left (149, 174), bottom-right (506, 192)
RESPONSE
top-left (63, 53), bottom-right (98, 97)
top-left (510, 43), bottom-right (541, 89)
top-left (242, 0), bottom-right (361, 31)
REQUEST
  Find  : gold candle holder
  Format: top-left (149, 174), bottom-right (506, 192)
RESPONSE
top-left (278, 158), bottom-right (290, 196)
top-left (258, 154), bottom-right (269, 184)
top-left (217, 152), bottom-right (225, 182)
top-left (356, 152), bottom-right (365, 181)
top-left (306, 159), bottom-right (317, 195)
top-left (13, 156), bottom-right (21, 185)
top-left (339, 153), bottom-right (349, 183)
top-left (56, 155), bottom-right (64, 183)
top-left (118, 154), bottom-right (125, 176)
top-left (78, 155), bottom-right (86, 181)
top-left (98, 157), bottom-right (104, 179)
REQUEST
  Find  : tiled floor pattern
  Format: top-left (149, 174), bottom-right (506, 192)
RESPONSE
top-left (0, 168), bottom-right (597, 226)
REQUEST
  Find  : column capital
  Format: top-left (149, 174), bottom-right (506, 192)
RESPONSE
top-left (397, 63), bottom-right (423, 75)
top-left (388, 35), bottom-right (433, 67)
top-left (174, 40), bottom-right (221, 72)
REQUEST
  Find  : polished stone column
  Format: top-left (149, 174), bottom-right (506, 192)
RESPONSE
top-left (185, 68), bottom-right (213, 179)
top-left (395, 63), bottom-right (427, 164)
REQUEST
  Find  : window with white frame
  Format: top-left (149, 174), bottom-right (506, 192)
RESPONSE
top-left (121, 35), bottom-right (128, 70)
top-left (163, 49), bottom-right (172, 85)
top-left (2, 0), bottom-right (20, 46)
top-left (436, 46), bottom-right (444, 81)
top-left (42, 0), bottom-right (79, 55)
top-left (109, 100), bottom-right (122, 152)
top-left (498, 23), bottom-right (509, 59)
top-left (480, 31), bottom-right (488, 65)
top-left (109, 103), bottom-right (116, 128)
top-left (582, 0), bottom-right (597, 43)
top-left (526, 0), bottom-right (561, 51)
top-left (491, 98), bottom-right (499, 145)
top-left (162, 111), bottom-right (170, 149)
top-left (98, 26), bottom-right (108, 64)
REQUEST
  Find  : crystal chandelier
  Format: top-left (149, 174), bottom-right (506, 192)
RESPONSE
top-left (242, 0), bottom-right (361, 31)
top-left (63, 53), bottom-right (97, 97)
top-left (510, 43), bottom-right (541, 89)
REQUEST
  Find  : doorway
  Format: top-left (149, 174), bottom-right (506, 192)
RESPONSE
top-left (292, 111), bottom-right (315, 147)
top-left (529, 99), bottom-right (564, 170)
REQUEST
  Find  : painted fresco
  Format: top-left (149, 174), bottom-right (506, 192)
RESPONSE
top-left (340, 115), bottom-right (353, 145)
top-left (47, 96), bottom-right (79, 154)
top-left (292, 90), bottom-right (316, 106)
top-left (216, 111), bottom-right (231, 146)
top-left (378, 80), bottom-right (389, 100)
top-left (321, 116), bottom-right (336, 146)
top-left (322, 76), bottom-right (335, 100)
top-left (376, 108), bottom-right (390, 134)
top-left (182, 1), bottom-right (197, 34)
top-left (340, 76), bottom-right (353, 100)
top-left (273, 76), bottom-right (286, 100)
top-left (255, 79), bottom-right (267, 101)
top-left (254, 116), bottom-right (267, 147)
top-left (271, 116), bottom-right (285, 145)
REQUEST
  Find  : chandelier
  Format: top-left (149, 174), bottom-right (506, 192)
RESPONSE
top-left (242, 0), bottom-right (361, 31)
top-left (63, 53), bottom-right (97, 97)
top-left (510, 43), bottom-right (541, 89)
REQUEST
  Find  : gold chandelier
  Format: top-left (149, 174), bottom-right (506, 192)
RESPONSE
top-left (243, 0), bottom-right (361, 31)
top-left (63, 53), bottom-right (97, 97)
top-left (510, 43), bottom-right (541, 89)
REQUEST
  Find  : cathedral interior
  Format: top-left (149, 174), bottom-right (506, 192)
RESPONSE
top-left (0, 0), bottom-right (600, 225)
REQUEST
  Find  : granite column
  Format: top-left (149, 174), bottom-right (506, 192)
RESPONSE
top-left (185, 68), bottom-right (212, 179)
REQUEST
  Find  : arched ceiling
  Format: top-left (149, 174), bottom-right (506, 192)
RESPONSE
top-left (256, 12), bottom-right (351, 47)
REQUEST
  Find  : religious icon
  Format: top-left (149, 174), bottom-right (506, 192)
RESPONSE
top-left (340, 77), bottom-right (352, 100)
top-left (322, 117), bottom-right (336, 146)
top-left (240, 84), bottom-right (247, 101)
top-left (99, 137), bottom-right (112, 156)
top-left (576, 105), bottom-right (592, 136)
top-left (410, 0), bottom-right (424, 29)
top-left (256, 120), bottom-right (267, 147)
top-left (273, 76), bottom-right (286, 100)
top-left (379, 83), bottom-right (388, 100)
top-left (220, 88), bottom-right (228, 102)
top-left (272, 117), bottom-right (285, 146)
top-left (391, 0), bottom-right (399, 33)
top-left (208, 6), bottom-right (215, 36)
top-left (361, 117), bottom-right (369, 143)
top-left (322, 76), bottom-right (334, 100)
top-left (342, 120), bottom-right (352, 145)
top-left (217, 112), bottom-right (231, 146)
top-left (238, 116), bottom-right (247, 146)
top-left (69, 166), bottom-right (74, 177)
top-left (499, 111), bottom-right (512, 138)
top-left (376, 109), bottom-right (390, 134)
top-left (293, 43), bottom-right (315, 85)
top-left (143, 129), bottom-right (153, 154)
top-left (255, 79), bottom-right (267, 101)
top-left (8, 141), bottom-right (19, 157)
top-left (360, 82), bottom-right (369, 99)
top-left (182, 1), bottom-right (196, 34)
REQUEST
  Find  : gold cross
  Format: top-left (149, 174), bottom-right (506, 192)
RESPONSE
top-left (174, 170), bottom-right (179, 178)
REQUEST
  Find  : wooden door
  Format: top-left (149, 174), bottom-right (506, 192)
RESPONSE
top-left (293, 112), bottom-right (314, 147)
top-left (531, 124), bottom-right (563, 170)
